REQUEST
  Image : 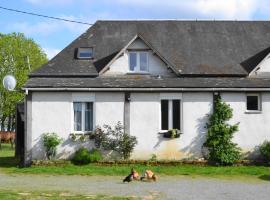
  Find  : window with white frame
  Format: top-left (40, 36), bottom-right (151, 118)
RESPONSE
top-left (161, 99), bottom-right (181, 130)
top-left (246, 93), bottom-right (261, 111)
top-left (73, 102), bottom-right (93, 131)
top-left (129, 51), bottom-right (148, 72)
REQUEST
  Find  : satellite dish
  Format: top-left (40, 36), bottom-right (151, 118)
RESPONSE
top-left (3, 75), bottom-right (17, 91)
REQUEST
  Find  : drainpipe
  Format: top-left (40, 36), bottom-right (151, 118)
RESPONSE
top-left (124, 92), bottom-right (130, 134)
top-left (213, 92), bottom-right (221, 111)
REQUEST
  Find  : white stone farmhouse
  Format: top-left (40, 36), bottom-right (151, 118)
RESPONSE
top-left (21, 20), bottom-right (270, 165)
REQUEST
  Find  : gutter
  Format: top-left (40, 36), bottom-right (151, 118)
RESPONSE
top-left (22, 87), bottom-right (270, 92)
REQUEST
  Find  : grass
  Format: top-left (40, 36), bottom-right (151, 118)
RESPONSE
top-left (0, 143), bottom-right (270, 181)
top-left (0, 190), bottom-right (138, 200)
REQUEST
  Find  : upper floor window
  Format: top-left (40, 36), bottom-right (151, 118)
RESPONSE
top-left (129, 51), bottom-right (148, 72)
top-left (77, 47), bottom-right (93, 59)
top-left (246, 93), bottom-right (261, 112)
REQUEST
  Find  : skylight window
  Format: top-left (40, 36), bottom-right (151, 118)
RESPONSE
top-left (77, 47), bottom-right (93, 59)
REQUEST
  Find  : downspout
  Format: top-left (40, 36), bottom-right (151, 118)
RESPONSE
top-left (124, 92), bottom-right (130, 134)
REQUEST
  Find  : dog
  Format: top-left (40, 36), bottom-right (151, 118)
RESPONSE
top-left (123, 168), bottom-right (140, 183)
top-left (140, 170), bottom-right (157, 181)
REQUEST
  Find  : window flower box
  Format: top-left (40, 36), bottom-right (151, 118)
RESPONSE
top-left (161, 129), bottom-right (182, 139)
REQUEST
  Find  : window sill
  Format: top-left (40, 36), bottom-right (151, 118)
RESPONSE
top-left (71, 131), bottom-right (93, 134)
top-left (127, 71), bottom-right (150, 75)
top-left (245, 110), bottom-right (262, 114)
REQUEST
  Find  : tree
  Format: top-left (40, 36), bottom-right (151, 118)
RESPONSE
top-left (0, 33), bottom-right (47, 131)
top-left (204, 94), bottom-right (241, 165)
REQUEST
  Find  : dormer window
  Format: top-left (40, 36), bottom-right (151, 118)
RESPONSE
top-left (77, 47), bottom-right (93, 59)
top-left (129, 51), bottom-right (148, 72)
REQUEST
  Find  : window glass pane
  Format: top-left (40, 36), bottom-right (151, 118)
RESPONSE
top-left (247, 96), bottom-right (259, 110)
top-left (161, 100), bottom-right (169, 130)
top-left (85, 102), bottom-right (93, 131)
top-left (140, 52), bottom-right (148, 71)
top-left (78, 48), bottom-right (93, 58)
top-left (74, 102), bottom-right (82, 131)
top-left (173, 100), bottom-right (180, 130)
top-left (129, 52), bottom-right (137, 71)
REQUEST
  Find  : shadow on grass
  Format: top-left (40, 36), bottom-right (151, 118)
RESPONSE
top-left (0, 156), bottom-right (18, 168)
top-left (259, 175), bottom-right (270, 181)
top-left (0, 144), bottom-right (18, 168)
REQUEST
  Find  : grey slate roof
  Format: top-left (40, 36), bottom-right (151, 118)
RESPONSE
top-left (30, 20), bottom-right (270, 78)
top-left (24, 77), bottom-right (270, 89)
top-left (25, 20), bottom-right (270, 89)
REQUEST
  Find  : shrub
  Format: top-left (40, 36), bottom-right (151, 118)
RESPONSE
top-left (148, 154), bottom-right (157, 162)
top-left (72, 148), bottom-right (91, 165)
top-left (92, 122), bottom-right (138, 160)
top-left (259, 140), bottom-right (270, 162)
top-left (89, 149), bottom-right (103, 162)
top-left (42, 133), bottom-right (63, 160)
top-left (204, 95), bottom-right (241, 165)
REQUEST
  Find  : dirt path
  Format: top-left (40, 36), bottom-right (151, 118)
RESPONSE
top-left (0, 173), bottom-right (270, 200)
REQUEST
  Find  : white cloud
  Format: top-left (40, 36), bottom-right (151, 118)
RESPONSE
top-left (113, 0), bottom-right (263, 20)
top-left (43, 47), bottom-right (61, 59)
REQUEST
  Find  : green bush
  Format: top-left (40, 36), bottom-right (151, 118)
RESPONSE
top-left (42, 133), bottom-right (63, 160)
top-left (93, 122), bottom-right (138, 160)
top-left (204, 95), bottom-right (241, 166)
top-left (72, 148), bottom-right (91, 165)
top-left (72, 148), bottom-right (103, 165)
top-left (89, 149), bottom-right (103, 162)
top-left (259, 140), bottom-right (270, 162)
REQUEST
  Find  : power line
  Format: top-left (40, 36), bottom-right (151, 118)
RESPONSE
top-left (0, 6), bottom-right (93, 25)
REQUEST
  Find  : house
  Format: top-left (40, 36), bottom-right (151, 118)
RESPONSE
top-left (22, 20), bottom-right (270, 165)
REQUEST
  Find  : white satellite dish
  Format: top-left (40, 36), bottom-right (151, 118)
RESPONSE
top-left (3, 75), bottom-right (17, 91)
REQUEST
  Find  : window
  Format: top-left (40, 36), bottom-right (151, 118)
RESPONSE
top-left (77, 47), bottom-right (93, 59)
top-left (246, 94), bottom-right (261, 111)
top-left (129, 51), bottom-right (148, 72)
top-left (74, 102), bottom-right (93, 131)
top-left (161, 99), bottom-right (181, 130)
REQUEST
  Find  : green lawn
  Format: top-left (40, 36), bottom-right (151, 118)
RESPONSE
top-left (0, 143), bottom-right (270, 180)
top-left (0, 190), bottom-right (137, 200)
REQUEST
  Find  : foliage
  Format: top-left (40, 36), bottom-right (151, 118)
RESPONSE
top-left (204, 95), bottom-right (241, 165)
top-left (72, 148), bottom-right (103, 165)
top-left (0, 33), bottom-right (47, 131)
top-left (70, 133), bottom-right (77, 141)
top-left (89, 149), bottom-right (103, 163)
top-left (148, 154), bottom-right (157, 162)
top-left (92, 122), bottom-right (138, 160)
top-left (42, 133), bottom-right (62, 160)
top-left (163, 129), bottom-right (181, 138)
top-left (72, 148), bottom-right (91, 165)
top-left (259, 140), bottom-right (270, 162)
top-left (79, 134), bottom-right (86, 142)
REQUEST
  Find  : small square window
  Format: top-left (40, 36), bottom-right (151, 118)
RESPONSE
top-left (77, 47), bottom-right (93, 59)
top-left (246, 94), bottom-right (261, 111)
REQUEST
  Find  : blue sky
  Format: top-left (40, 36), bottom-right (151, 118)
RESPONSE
top-left (1, 0), bottom-right (270, 59)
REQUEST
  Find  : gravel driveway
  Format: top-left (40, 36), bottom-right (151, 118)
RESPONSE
top-left (0, 172), bottom-right (269, 200)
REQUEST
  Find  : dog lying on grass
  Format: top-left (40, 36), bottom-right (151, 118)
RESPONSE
top-left (123, 168), bottom-right (140, 183)
top-left (123, 169), bottom-right (157, 183)
top-left (140, 170), bottom-right (157, 182)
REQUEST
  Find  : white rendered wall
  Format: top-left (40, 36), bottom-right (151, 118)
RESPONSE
top-left (221, 92), bottom-right (270, 157)
top-left (130, 92), bottom-right (213, 160)
top-left (30, 92), bottom-right (124, 160)
top-left (251, 54), bottom-right (270, 77)
top-left (29, 91), bottom-right (270, 160)
top-left (103, 39), bottom-right (175, 77)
